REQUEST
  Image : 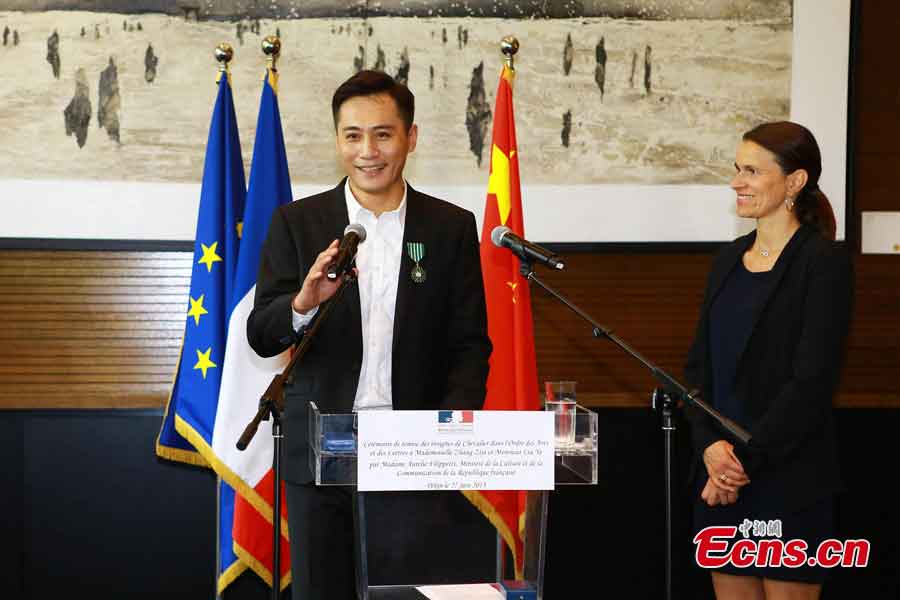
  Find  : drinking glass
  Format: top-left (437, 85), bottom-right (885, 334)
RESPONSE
top-left (544, 380), bottom-right (576, 447)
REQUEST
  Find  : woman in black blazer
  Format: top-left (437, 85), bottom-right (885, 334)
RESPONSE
top-left (684, 122), bottom-right (853, 599)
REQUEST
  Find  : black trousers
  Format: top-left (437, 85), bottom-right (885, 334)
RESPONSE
top-left (285, 482), bottom-right (357, 600)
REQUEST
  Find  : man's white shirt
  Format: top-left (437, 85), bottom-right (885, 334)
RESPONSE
top-left (291, 180), bottom-right (406, 411)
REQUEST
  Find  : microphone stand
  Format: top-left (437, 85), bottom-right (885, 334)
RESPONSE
top-left (236, 272), bottom-right (357, 600)
top-left (517, 257), bottom-right (750, 600)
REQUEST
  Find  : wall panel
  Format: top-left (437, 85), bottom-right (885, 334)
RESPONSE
top-left (2, 248), bottom-right (896, 409)
top-left (0, 250), bottom-right (189, 408)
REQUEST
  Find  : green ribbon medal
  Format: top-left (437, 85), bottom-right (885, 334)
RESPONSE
top-left (407, 241), bottom-right (426, 284)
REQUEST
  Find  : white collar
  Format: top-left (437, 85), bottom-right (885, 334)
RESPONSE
top-left (343, 179), bottom-right (407, 226)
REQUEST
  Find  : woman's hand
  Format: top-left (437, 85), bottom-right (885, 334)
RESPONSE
top-left (703, 440), bottom-right (750, 493)
top-left (701, 477), bottom-right (739, 506)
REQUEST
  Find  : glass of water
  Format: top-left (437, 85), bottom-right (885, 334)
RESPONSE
top-left (544, 380), bottom-right (576, 448)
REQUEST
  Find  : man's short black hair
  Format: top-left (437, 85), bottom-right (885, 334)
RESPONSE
top-left (332, 70), bottom-right (415, 131)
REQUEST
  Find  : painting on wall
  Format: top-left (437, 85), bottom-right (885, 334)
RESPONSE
top-left (0, 1), bottom-right (850, 242)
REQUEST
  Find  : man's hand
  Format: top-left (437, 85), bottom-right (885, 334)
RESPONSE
top-left (291, 239), bottom-right (345, 314)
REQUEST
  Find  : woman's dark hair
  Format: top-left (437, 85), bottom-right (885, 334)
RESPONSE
top-left (743, 121), bottom-right (836, 240)
top-left (331, 70), bottom-right (415, 131)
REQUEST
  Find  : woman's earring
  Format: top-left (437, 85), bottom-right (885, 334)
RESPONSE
top-left (785, 196), bottom-right (795, 211)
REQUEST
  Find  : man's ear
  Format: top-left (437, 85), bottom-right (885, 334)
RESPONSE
top-left (407, 123), bottom-right (418, 153)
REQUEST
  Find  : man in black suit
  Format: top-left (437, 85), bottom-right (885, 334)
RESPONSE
top-left (247, 70), bottom-right (492, 600)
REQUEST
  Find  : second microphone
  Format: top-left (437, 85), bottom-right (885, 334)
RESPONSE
top-left (491, 225), bottom-right (564, 270)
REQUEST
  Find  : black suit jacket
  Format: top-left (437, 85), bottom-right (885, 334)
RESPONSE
top-left (683, 225), bottom-right (854, 511)
top-left (247, 181), bottom-right (492, 483)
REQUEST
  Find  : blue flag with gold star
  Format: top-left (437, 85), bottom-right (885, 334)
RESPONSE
top-left (156, 71), bottom-right (246, 467)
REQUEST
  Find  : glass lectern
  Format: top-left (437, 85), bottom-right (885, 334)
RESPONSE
top-left (308, 402), bottom-right (598, 600)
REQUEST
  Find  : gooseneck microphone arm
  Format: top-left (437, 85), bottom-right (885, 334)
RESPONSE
top-left (234, 269), bottom-right (356, 600)
top-left (236, 271), bottom-right (357, 451)
top-left (516, 257), bottom-right (750, 446)
top-left (512, 255), bottom-right (749, 600)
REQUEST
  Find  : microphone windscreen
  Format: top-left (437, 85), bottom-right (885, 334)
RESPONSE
top-left (345, 222), bottom-right (367, 242)
top-left (490, 225), bottom-right (510, 248)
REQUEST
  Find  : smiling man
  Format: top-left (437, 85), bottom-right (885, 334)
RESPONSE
top-left (247, 70), bottom-right (492, 600)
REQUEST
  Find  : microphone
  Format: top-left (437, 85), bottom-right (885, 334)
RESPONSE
top-left (326, 223), bottom-right (367, 280)
top-left (491, 225), bottom-right (564, 270)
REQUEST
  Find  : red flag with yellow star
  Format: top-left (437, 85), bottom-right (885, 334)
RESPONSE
top-left (463, 64), bottom-right (539, 578)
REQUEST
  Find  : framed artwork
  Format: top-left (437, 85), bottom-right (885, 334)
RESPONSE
top-left (0, 0), bottom-right (851, 244)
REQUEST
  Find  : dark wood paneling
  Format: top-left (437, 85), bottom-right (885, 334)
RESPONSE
top-left (851, 1), bottom-right (900, 158)
top-left (852, 154), bottom-right (897, 210)
top-left (1, 246), bottom-right (895, 409)
top-left (531, 252), bottom-right (900, 408)
top-left (835, 0), bottom-right (900, 408)
top-left (531, 252), bottom-right (709, 407)
top-left (0, 250), bottom-right (189, 408)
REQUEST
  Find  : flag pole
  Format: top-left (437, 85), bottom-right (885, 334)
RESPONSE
top-left (216, 477), bottom-right (223, 600)
top-left (492, 34), bottom-right (522, 585)
top-left (259, 33), bottom-right (285, 600)
top-left (213, 41), bottom-right (233, 600)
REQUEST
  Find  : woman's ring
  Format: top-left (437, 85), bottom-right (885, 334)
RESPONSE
top-left (720, 473), bottom-right (728, 482)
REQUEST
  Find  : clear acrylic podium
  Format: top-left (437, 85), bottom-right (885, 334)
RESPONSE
top-left (309, 402), bottom-right (598, 600)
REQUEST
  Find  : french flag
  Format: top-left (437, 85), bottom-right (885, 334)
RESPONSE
top-left (211, 70), bottom-right (293, 591)
top-left (439, 410), bottom-right (474, 424)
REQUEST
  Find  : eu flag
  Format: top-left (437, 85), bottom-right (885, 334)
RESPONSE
top-left (156, 70), bottom-right (246, 471)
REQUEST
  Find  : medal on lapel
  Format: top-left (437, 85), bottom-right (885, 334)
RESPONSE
top-left (406, 241), bottom-right (426, 284)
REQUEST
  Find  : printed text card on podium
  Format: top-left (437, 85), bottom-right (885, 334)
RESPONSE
top-left (357, 410), bottom-right (554, 492)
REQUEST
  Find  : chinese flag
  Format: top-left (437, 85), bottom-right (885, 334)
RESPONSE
top-left (463, 64), bottom-right (540, 578)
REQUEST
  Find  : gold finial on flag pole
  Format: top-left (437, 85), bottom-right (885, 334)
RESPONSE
top-left (214, 42), bottom-right (233, 82)
top-left (262, 35), bottom-right (281, 91)
top-left (262, 35), bottom-right (281, 71)
top-left (500, 36), bottom-right (519, 72)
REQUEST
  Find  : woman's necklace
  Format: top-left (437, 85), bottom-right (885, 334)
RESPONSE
top-left (757, 223), bottom-right (799, 262)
